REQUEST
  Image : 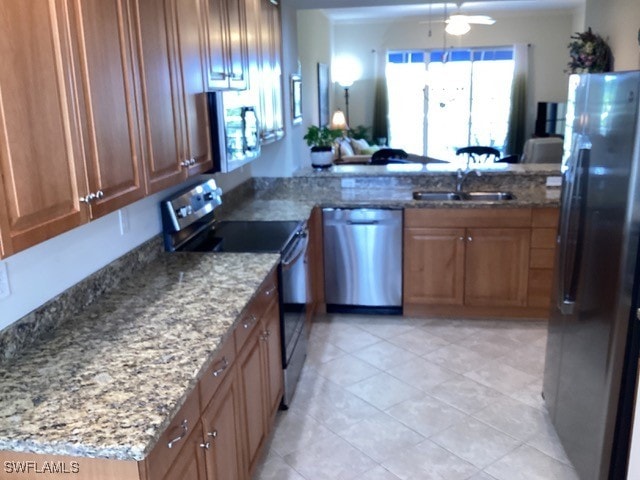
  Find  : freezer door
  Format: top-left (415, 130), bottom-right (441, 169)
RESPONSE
top-left (545, 72), bottom-right (640, 480)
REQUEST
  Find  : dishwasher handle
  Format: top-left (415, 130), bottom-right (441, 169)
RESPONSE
top-left (347, 220), bottom-right (379, 226)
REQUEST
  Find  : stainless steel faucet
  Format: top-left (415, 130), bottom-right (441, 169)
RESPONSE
top-left (455, 168), bottom-right (482, 192)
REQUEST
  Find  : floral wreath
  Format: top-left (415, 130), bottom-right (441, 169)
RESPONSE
top-left (567, 27), bottom-right (612, 74)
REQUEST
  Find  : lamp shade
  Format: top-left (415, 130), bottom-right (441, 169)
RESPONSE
top-left (330, 110), bottom-right (348, 130)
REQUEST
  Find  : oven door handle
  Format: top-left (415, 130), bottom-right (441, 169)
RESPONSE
top-left (281, 231), bottom-right (309, 268)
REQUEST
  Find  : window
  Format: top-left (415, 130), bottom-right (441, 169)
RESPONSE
top-left (386, 48), bottom-right (514, 161)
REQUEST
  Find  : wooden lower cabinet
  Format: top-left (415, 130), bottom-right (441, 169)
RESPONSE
top-left (238, 323), bottom-right (269, 476)
top-left (404, 227), bottom-right (466, 306)
top-left (464, 228), bottom-right (531, 307)
top-left (403, 208), bottom-right (557, 318)
top-left (162, 422), bottom-right (208, 480)
top-left (201, 370), bottom-right (245, 480)
top-left (142, 269), bottom-right (282, 480)
top-left (263, 300), bottom-right (284, 418)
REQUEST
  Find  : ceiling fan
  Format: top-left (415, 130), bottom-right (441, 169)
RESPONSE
top-left (421, 2), bottom-right (496, 36)
top-left (446, 13), bottom-right (496, 35)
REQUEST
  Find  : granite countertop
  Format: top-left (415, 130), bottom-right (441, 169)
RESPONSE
top-left (294, 162), bottom-right (562, 178)
top-left (0, 252), bottom-right (279, 461)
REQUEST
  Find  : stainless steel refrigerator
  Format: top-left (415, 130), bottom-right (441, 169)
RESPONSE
top-left (543, 71), bottom-right (640, 479)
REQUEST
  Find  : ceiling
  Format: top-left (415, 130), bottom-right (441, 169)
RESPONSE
top-left (290, 0), bottom-right (585, 23)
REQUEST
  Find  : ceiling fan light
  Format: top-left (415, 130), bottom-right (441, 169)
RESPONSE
top-left (445, 18), bottom-right (471, 36)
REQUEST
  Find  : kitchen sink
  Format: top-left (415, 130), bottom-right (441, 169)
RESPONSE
top-left (464, 191), bottom-right (516, 201)
top-left (412, 190), bottom-right (516, 201)
top-left (412, 191), bottom-right (465, 201)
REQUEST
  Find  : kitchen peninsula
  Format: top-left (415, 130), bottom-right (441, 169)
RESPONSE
top-left (0, 163), bottom-right (561, 479)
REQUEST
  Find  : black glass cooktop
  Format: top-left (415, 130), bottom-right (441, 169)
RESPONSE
top-left (179, 220), bottom-right (302, 253)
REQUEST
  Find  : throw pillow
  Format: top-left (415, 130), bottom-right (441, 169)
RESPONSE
top-left (349, 138), bottom-right (370, 154)
top-left (339, 138), bottom-right (355, 157)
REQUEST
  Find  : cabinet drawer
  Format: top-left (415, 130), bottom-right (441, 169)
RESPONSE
top-left (235, 269), bottom-right (278, 351)
top-left (531, 228), bottom-right (557, 249)
top-left (528, 269), bottom-right (554, 308)
top-left (531, 208), bottom-right (559, 227)
top-left (145, 389), bottom-right (201, 480)
top-left (199, 335), bottom-right (236, 409)
top-left (530, 248), bottom-right (556, 269)
top-left (405, 208), bottom-right (532, 228)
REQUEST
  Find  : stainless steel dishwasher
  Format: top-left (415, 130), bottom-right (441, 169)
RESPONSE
top-left (323, 208), bottom-right (402, 311)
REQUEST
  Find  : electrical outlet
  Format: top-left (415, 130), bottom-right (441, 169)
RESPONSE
top-left (118, 208), bottom-right (130, 235)
top-left (546, 176), bottom-right (562, 187)
top-left (0, 262), bottom-right (11, 299)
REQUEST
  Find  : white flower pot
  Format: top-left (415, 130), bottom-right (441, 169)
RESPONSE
top-left (310, 148), bottom-right (333, 168)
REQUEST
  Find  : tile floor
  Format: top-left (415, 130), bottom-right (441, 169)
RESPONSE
top-left (253, 314), bottom-right (579, 480)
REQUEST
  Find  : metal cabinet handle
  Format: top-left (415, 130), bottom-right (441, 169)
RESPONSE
top-left (459, 236), bottom-right (464, 241)
top-left (199, 442), bottom-right (210, 450)
top-left (260, 330), bottom-right (271, 341)
top-left (95, 190), bottom-right (104, 199)
top-left (211, 356), bottom-right (229, 377)
top-left (167, 419), bottom-right (188, 449)
top-left (243, 314), bottom-right (257, 329)
top-left (79, 193), bottom-right (96, 204)
top-left (190, 158), bottom-right (196, 165)
top-left (467, 236), bottom-right (473, 242)
top-left (208, 430), bottom-right (218, 439)
top-left (180, 160), bottom-right (190, 168)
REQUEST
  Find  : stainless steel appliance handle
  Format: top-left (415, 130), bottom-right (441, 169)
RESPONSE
top-left (558, 143), bottom-right (591, 315)
top-left (347, 220), bottom-right (380, 225)
top-left (281, 231), bottom-right (309, 268)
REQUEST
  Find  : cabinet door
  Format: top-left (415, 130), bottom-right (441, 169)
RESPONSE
top-left (174, 0), bottom-right (212, 174)
top-left (0, 0), bottom-right (89, 256)
top-left (238, 328), bottom-right (268, 474)
top-left (71, 0), bottom-right (146, 218)
top-left (162, 422), bottom-right (208, 480)
top-left (204, 0), bottom-right (229, 89)
top-left (201, 370), bottom-right (245, 480)
top-left (262, 299), bottom-right (283, 417)
top-left (465, 228), bottom-right (530, 307)
top-left (404, 228), bottom-right (466, 306)
top-left (225, 0), bottom-right (249, 89)
top-left (133, 0), bottom-right (186, 193)
top-left (257, 0), bottom-right (283, 143)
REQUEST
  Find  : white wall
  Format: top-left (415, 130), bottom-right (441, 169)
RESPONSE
top-left (0, 170), bottom-right (247, 331)
top-left (331, 10), bottom-right (575, 142)
top-left (585, 0), bottom-right (640, 71)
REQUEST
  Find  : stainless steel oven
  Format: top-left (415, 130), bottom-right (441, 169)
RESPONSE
top-left (160, 179), bottom-right (309, 408)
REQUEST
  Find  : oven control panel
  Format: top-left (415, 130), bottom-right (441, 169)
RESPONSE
top-left (161, 179), bottom-right (223, 233)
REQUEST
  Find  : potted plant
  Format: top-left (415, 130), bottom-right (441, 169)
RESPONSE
top-left (303, 125), bottom-right (342, 168)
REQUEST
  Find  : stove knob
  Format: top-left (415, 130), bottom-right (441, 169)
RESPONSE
top-left (176, 206), bottom-right (189, 218)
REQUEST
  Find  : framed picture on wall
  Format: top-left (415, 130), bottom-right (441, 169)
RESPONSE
top-left (318, 63), bottom-right (330, 127)
top-left (291, 74), bottom-right (302, 125)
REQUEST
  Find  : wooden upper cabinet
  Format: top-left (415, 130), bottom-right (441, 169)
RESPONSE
top-left (174, 0), bottom-right (213, 175)
top-left (465, 227), bottom-right (531, 307)
top-left (257, 0), bottom-right (283, 143)
top-left (204, 0), bottom-right (249, 90)
top-left (70, 0), bottom-right (146, 218)
top-left (132, 0), bottom-right (185, 194)
top-left (0, 0), bottom-right (89, 256)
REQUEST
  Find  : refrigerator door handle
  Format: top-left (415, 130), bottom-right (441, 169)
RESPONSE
top-left (557, 143), bottom-right (591, 315)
